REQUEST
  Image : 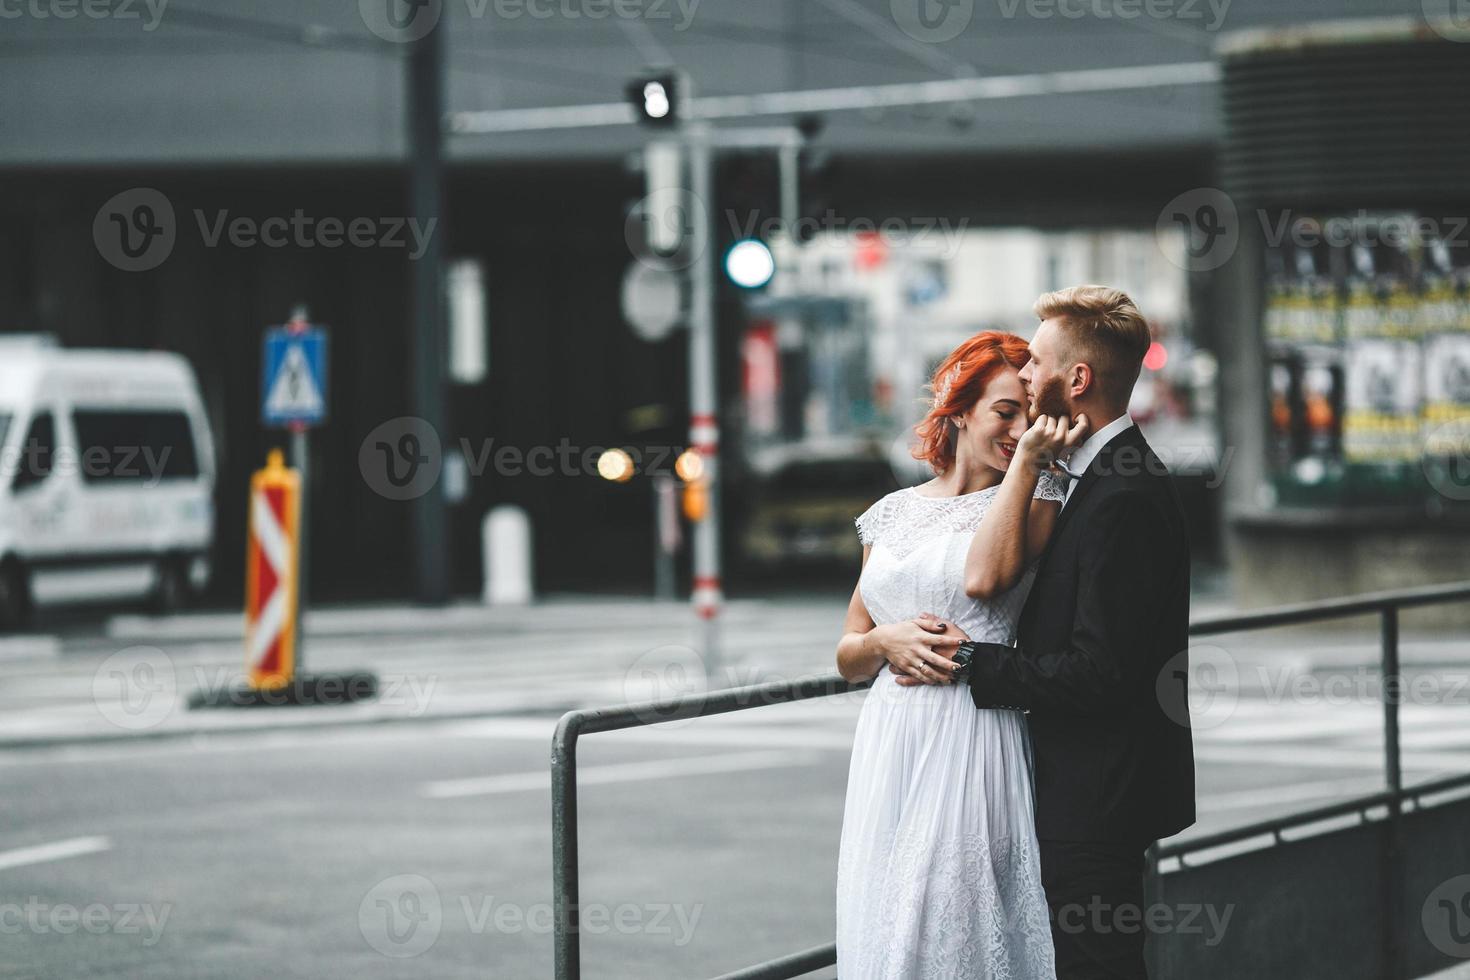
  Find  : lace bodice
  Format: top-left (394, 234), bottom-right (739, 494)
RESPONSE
top-left (854, 472), bottom-right (1067, 646)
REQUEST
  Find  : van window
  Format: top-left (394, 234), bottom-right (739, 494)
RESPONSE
top-left (72, 409), bottom-right (199, 482)
top-left (12, 413), bottom-right (54, 491)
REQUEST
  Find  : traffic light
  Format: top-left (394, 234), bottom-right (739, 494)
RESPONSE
top-left (628, 73), bottom-right (679, 128)
top-left (795, 116), bottom-right (832, 245)
top-left (676, 450), bottom-right (708, 521)
top-left (724, 239), bottom-right (775, 290)
top-left (682, 478), bottom-right (709, 522)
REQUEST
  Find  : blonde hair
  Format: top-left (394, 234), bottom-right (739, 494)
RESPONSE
top-left (1033, 285), bottom-right (1151, 405)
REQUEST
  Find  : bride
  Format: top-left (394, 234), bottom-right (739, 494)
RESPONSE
top-left (834, 330), bottom-right (1086, 979)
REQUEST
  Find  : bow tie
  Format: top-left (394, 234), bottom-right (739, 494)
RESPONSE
top-left (1054, 458), bottom-right (1084, 481)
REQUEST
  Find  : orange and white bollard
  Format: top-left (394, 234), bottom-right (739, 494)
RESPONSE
top-left (244, 449), bottom-right (301, 691)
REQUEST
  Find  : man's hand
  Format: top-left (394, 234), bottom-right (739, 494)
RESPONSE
top-left (893, 614), bottom-right (971, 686)
top-left (1016, 413), bottom-right (1089, 473)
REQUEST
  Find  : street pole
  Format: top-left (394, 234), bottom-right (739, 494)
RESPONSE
top-left (685, 120), bottom-right (722, 681)
top-left (628, 78), bottom-right (801, 678)
top-left (194, 306), bottom-right (377, 708)
top-left (290, 423), bottom-right (310, 662)
top-left (287, 305), bottom-right (311, 672)
top-left (408, 11), bottom-right (450, 604)
top-left (778, 141), bottom-right (799, 235)
top-left (653, 474), bottom-right (676, 601)
top-left (674, 122), bottom-right (802, 682)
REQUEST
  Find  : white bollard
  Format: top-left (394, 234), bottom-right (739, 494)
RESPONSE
top-left (482, 505), bottom-right (534, 606)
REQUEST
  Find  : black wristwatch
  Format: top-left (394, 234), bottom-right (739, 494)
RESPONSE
top-left (951, 641), bottom-right (977, 680)
top-left (953, 641), bottom-right (1028, 712)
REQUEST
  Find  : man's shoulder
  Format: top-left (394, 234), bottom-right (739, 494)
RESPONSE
top-left (1086, 455), bottom-right (1188, 552)
top-left (1079, 482), bottom-right (1159, 523)
top-left (1100, 426), bottom-right (1159, 470)
top-left (1096, 431), bottom-right (1179, 493)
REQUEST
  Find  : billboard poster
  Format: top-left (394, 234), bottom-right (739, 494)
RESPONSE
top-left (1341, 229), bottom-right (1421, 468)
top-left (1267, 358), bottom-right (1297, 472)
top-left (1343, 339), bottom-right (1422, 463)
top-left (1301, 356), bottom-right (1344, 463)
top-left (1420, 235), bottom-right (1470, 482)
top-left (1422, 333), bottom-right (1470, 425)
top-left (1264, 229), bottom-right (1338, 347)
top-left (1264, 227), bottom-right (1346, 495)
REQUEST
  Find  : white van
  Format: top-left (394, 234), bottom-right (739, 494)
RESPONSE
top-left (0, 339), bottom-right (216, 629)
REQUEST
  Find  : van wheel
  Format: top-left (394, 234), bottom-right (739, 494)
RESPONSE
top-left (152, 558), bottom-right (191, 615)
top-left (0, 561), bottom-right (33, 632)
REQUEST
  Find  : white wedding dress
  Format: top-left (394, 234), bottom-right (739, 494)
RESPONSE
top-left (835, 473), bottom-right (1066, 979)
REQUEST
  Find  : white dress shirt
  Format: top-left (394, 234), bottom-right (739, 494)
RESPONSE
top-left (1062, 412), bottom-right (1135, 507)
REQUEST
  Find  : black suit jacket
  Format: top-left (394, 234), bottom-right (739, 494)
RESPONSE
top-left (967, 424), bottom-right (1196, 845)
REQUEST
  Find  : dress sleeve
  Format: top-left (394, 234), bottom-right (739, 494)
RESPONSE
top-left (854, 495), bottom-right (887, 547)
top-left (1034, 468), bottom-right (1068, 503)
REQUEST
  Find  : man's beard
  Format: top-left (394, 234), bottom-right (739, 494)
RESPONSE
top-left (1029, 375), bottom-right (1072, 421)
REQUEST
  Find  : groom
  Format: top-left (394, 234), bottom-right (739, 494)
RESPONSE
top-left (926, 286), bottom-right (1195, 978)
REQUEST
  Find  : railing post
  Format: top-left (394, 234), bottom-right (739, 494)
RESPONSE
top-left (552, 714), bottom-right (581, 980)
top-left (1143, 843), bottom-right (1162, 978)
top-left (1383, 605), bottom-right (1403, 800)
top-left (1381, 605), bottom-right (1404, 980)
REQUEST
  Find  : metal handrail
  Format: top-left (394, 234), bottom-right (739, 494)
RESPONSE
top-left (1155, 770), bottom-right (1470, 864)
top-left (552, 674), bottom-right (874, 980)
top-left (1188, 581), bottom-right (1470, 635)
top-left (551, 580), bottom-right (1470, 980)
top-left (705, 943), bottom-right (839, 980)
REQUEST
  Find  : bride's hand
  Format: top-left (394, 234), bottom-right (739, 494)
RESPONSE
top-left (882, 613), bottom-right (968, 686)
top-left (1015, 413), bottom-right (1089, 473)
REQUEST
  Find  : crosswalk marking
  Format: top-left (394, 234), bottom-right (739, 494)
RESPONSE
top-left (420, 748), bottom-right (827, 799)
top-left (1196, 777), bottom-right (1384, 816)
top-left (0, 835), bottom-right (111, 871)
top-left (1196, 713), bottom-right (1381, 743)
top-left (10, 603), bottom-right (1470, 815)
top-left (1196, 742), bottom-right (1470, 772)
top-left (440, 716), bottom-right (858, 750)
top-left (1396, 728), bottom-right (1470, 750)
top-left (435, 697), bottom-right (1470, 775)
top-left (0, 636), bottom-right (59, 663)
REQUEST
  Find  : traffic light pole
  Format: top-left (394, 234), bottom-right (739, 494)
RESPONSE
top-left (653, 475), bottom-right (677, 601)
top-left (684, 120), bottom-right (723, 681)
top-left (286, 310), bottom-right (312, 676)
top-left (667, 115), bottom-right (803, 685)
top-left (629, 72), bottom-right (805, 684)
top-left (408, 10), bottom-right (450, 605)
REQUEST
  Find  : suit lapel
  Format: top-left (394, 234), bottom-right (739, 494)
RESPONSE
top-left (1036, 424), bottom-right (1146, 570)
top-left (1021, 425), bottom-right (1154, 635)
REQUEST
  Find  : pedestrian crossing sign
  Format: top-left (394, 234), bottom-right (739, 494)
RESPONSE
top-left (262, 325), bottom-right (328, 428)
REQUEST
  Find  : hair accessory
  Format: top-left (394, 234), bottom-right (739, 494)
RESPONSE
top-left (934, 361), bottom-right (964, 408)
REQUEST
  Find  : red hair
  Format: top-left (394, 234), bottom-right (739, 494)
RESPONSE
top-left (911, 330), bottom-right (1031, 475)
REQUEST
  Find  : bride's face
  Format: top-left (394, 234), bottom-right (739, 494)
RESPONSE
top-left (957, 368), bottom-right (1031, 473)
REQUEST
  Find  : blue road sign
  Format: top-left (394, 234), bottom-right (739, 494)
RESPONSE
top-left (262, 326), bottom-right (328, 428)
